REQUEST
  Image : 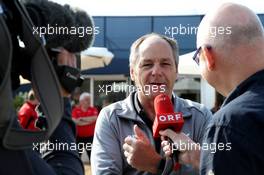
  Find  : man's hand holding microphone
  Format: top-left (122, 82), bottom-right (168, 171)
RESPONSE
top-left (156, 93), bottom-right (200, 171)
top-left (123, 93), bottom-right (201, 173)
top-left (160, 129), bottom-right (201, 170)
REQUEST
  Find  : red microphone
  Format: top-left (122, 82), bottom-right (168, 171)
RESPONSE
top-left (153, 93), bottom-right (184, 138)
top-left (152, 93), bottom-right (184, 171)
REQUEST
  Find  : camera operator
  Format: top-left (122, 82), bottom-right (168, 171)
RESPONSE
top-left (0, 0), bottom-right (94, 174)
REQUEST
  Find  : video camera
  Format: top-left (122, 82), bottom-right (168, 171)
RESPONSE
top-left (0, 0), bottom-right (94, 150)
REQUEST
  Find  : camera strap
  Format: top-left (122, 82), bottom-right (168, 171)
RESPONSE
top-left (0, 0), bottom-right (63, 150)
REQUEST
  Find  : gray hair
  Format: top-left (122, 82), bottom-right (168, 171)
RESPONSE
top-left (129, 33), bottom-right (179, 68)
top-left (79, 92), bottom-right (90, 101)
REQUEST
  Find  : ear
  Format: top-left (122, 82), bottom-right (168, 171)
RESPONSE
top-left (130, 67), bottom-right (135, 81)
top-left (203, 46), bottom-right (215, 71)
top-left (175, 62), bottom-right (178, 74)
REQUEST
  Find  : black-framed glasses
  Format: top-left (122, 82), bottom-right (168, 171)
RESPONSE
top-left (192, 46), bottom-right (201, 65)
top-left (192, 45), bottom-right (212, 65)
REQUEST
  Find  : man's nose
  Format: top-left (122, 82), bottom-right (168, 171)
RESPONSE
top-left (151, 64), bottom-right (162, 76)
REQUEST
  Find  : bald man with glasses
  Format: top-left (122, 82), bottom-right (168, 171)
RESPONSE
top-left (162, 3), bottom-right (264, 175)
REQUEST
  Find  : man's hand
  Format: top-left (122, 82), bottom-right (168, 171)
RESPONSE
top-left (72, 116), bottom-right (97, 126)
top-left (123, 125), bottom-right (161, 173)
top-left (161, 140), bottom-right (173, 157)
top-left (79, 116), bottom-right (97, 122)
top-left (159, 129), bottom-right (200, 170)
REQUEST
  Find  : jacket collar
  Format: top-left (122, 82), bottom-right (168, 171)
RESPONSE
top-left (116, 92), bottom-right (192, 122)
top-left (223, 69), bottom-right (264, 107)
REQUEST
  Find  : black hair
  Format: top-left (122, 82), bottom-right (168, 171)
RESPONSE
top-left (25, 0), bottom-right (94, 52)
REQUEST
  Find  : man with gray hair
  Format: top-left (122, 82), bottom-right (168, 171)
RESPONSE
top-left (91, 33), bottom-right (212, 174)
top-left (72, 92), bottom-right (98, 161)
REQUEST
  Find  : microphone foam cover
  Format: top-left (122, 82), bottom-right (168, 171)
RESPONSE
top-left (154, 93), bottom-right (174, 114)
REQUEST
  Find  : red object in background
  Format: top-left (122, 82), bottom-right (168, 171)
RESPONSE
top-left (72, 106), bottom-right (98, 137)
top-left (18, 101), bottom-right (39, 131)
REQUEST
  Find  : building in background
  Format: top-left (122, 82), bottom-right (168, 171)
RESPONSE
top-left (80, 14), bottom-right (264, 109)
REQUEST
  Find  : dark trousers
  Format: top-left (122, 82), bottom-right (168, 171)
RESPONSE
top-left (76, 136), bottom-right (93, 160)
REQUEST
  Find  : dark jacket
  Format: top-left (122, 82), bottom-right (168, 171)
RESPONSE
top-left (200, 69), bottom-right (264, 175)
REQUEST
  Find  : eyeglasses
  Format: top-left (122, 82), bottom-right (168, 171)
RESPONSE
top-left (192, 46), bottom-right (202, 65)
top-left (192, 45), bottom-right (212, 65)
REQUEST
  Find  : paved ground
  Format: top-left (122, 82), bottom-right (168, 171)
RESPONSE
top-left (84, 164), bottom-right (91, 175)
top-left (81, 152), bottom-right (91, 175)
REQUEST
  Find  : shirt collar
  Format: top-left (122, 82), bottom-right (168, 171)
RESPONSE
top-left (116, 92), bottom-right (192, 121)
top-left (133, 92), bottom-right (175, 116)
top-left (133, 92), bottom-right (192, 118)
